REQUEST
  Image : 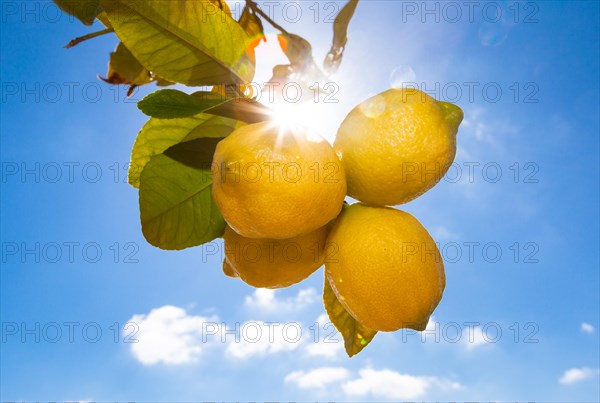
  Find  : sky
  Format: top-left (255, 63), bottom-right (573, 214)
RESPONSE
top-left (1, 0), bottom-right (599, 401)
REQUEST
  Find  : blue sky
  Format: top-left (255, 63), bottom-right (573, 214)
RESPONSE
top-left (1, 0), bottom-right (599, 401)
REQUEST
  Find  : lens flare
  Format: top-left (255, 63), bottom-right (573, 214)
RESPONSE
top-left (266, 100), bottom-right (332, 144)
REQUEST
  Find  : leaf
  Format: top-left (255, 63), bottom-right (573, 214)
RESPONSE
top-left (211, 0), bottom-right (232, 16)
top-left (238, 5), bottom-right (265, 63)
top-left (324, 0), bottom-right (359, 74)
top-left (211, 84), bottom-right (244, 98)
top-left (239, 5), bottom-right (265, 42)
top-left (54, 0), bottom-right (101, 25)
top-left (323, 276), bottom-right (377, 357)
top-left (203, 97), bottom-right (273, 124)
top-left (275, 33), bottom-right (328, 92)
top-left (139, 140), bottom-right (225, 250)
top-left (100, 0), bottom-right (255, 86)
top-left (96, 10), bottom-right (113, 28)
top-left (128, 113), bottom-right (243, 188)
top-left (277, 33), bottom-right (314, 67)
top-left (268, 64), bottom-right (294, 82)
top-left (138, 89), bottom-right (229, 119)
top-left (100, 42), bottom-right (152, 86)
top-left (163, 137), bottom-right (221, 169)
top-left (156, 77), bottom-right (174, 87)
top-left (332, 0), bottom-right (359, 50)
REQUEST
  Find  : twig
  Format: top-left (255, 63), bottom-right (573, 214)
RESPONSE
top-left (65, 28), bottom-right (114, 49)
top-left (246, 0), bottom-right (289, 35)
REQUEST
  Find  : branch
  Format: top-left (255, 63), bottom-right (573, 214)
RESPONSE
top-left (65, 28), bottom-right (114, 49)
top-left (246, 0), bottom-right (289, 35)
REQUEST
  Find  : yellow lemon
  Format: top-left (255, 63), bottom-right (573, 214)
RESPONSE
top-left (212, 121), bottom-right (346, 239)
top-left (325, 203), bottom-right (445, 331)
top-left (335, 88), bottom-right (463, 205)
top-left (222, 222), bottom-right (332, 288)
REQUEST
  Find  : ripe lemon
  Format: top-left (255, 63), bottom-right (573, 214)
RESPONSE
top-left (212, 121), bottom-right (346, 239)
top-left (334, 88), bottom-right (463, 206)
top-left (222, 222), bottom-right (332, 288)
top-left (325, 203), bottom-right (445, 331)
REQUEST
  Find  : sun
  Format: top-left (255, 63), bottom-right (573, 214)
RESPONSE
top-left (266, 98), bottom-right (338, 144)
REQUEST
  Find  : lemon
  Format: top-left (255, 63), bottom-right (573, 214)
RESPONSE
top-left (334, 88), bottom-right (463, 206)
top-left (212, 121), bottom-right (346, 239)
top-left (222, 222), bottom-right (331, 288)
top-left (325, 203), bottom-right (445, 331)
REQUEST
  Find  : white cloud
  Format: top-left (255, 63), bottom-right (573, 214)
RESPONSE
top-left (425, 315), bottom-right (437, 331)
top-left (225, 321), bottom-right (303, 359)
top-left (304, 340), bottom-right (344, 359)
top-left (559, 367), bottom-right (600, 385)
top-left (581, 322), bottom-right (595, 334)
top-left (127, 305), bottom-right (219, 365)
top-left (284, 366), bottom-right (461, 400)
top-left (463, 326), bottom-right (495, 350)
top-left (342, 368), bottom-right (461, 400)
top-left (285, 367), bottom-right (350, 389)
top-left (407, 318), bottom-right (495, 351)
top-left (315, 313), bottom-right (329, 326)
top-left (303, 314), bottom-right (344, 359)
top-left (244, 288), bottom-right (318, 312)
top-left (128, 294), bottom-right (319, 365)
top-left (462, 108), bottom-right (518, 148)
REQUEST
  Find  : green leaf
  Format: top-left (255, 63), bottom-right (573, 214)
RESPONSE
top-left (101, 42), bottom-right (152, 86)
top-left (209, 0), bottom-right (232, 16)
top-left (54, 0), bottom-right (101, 25)
top-left (139, 140), bottom-right (225, 250)
top-left (239, 5), bottom-right (265, 41)
top-left (155, 77), bottom-right (174, 87)
top-left (96, 10), bottom-right (113, 28)
top-left (100, 0), bottom-right (255, 86)
top-left (138, 85), bottom-right (273, 123)
top-left (324, 0), bottom-right (359, 74)
top-left (323, 275), bottom-right (377, 357)
top-left (163, 137), bottom-right (221, 169)
top-left (138, 90), bottom-right (228, 119)
top-left (203, 97), bottom-right (273, 124)
top-left (128, 113), bottom-right (243, 188)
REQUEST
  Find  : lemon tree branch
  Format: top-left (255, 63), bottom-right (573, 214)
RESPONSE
top-left (65, 28), bottom-right (114, 49)
top-left (246, 0), bottom-right (290, 35)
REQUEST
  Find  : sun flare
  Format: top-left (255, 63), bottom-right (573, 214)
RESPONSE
top-left (266, 99), bottom-right (337, 144)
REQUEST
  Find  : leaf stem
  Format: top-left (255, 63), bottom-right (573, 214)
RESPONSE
top-left (247, 0), bottom-right (289, 35)
top-left (64, 28), bottom-right (114, 49)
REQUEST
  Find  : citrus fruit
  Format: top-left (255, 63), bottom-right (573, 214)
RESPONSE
top-left (325, 203), bottom-right (445, 332)
top-left (334, 88), bottom-right (463, 206)
top-left (222, 222), bottom-right (332, 288)
top-left (212, 121), bottom-right (346, 239)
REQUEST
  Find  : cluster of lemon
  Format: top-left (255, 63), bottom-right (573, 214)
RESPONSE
top-left (212, 88), bottom-right (463, 332)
